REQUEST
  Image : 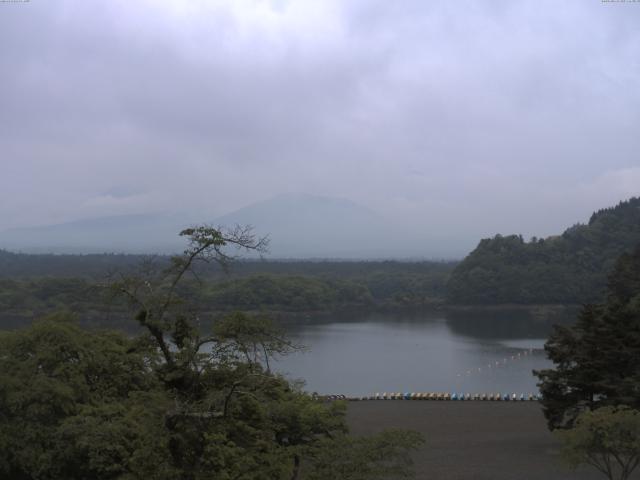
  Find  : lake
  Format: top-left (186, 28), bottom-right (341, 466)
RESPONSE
top-left (274, 310), bottom-right (562, 397)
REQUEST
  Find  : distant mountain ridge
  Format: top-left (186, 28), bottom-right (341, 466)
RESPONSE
top-left (215, 193), bottom-right (390, 258)
top-left (446, 197), bottom-right (640, 305)
top-left (0, 194), bottom-right (401, 258)
top-left (0, 213), bottom-right (190, 254)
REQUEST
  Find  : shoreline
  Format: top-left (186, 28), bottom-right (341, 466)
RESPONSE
top-left (0, 302), bottom-right (581, 330)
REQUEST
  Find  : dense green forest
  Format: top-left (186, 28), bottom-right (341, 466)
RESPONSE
top-left (202, 268), bottom-right (450, 312)
top-left (0, 250), bottom-right (454, 281)
top-left (447, 197), bottom-right (640, 305)
top-left (0, 250), bottom-right (145, 278)
top-left (0, 256), bottom-right (454, 329)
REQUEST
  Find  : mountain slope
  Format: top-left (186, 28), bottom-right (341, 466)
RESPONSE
top-left (0, 194), bottom-right (395, 257)
top-left (213, 193), bottom-right (391, 258)
top-left (0, 214), bottom-right (190, 254)
top-left (446, 197), bottom-right (640, 305)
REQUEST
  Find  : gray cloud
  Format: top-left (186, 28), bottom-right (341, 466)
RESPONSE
top-left (1, 0), bottom-right (639, 255)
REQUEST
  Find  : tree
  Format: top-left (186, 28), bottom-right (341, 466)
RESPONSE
top-left (556, 406), bottom-right (640, 480)
top-left (1, 225), bottom-right (424, 479)
top-left (535, 245), bottom-right (640, 429)
top-left (0, 313), bottom-right (174, 479)
top-left (447, 197), bottom-right (640, 305)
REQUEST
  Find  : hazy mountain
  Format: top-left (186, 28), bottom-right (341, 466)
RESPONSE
top-left (0, 214), bottom-right (190, 254)
top-left (0, 194), bottom-right (455, 258)
top-left (214, 193), bottom-right (391, 258)
top-left (0, 194), bottom-right (388, 257)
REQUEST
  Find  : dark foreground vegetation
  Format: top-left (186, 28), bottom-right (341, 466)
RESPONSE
top-left (0, 226), bottom-right (423, 479)
top-left (533, 245), bottom-right (640, 480)
top-left (536, 245), bottom-right (640, 429)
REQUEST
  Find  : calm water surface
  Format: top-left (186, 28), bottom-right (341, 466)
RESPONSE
top-left (274, 311), bottom-right (557, 396)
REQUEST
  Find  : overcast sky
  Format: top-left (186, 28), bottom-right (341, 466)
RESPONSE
top-left (1, 0), bottom-right (639, 249)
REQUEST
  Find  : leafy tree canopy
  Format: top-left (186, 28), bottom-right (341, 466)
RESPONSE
top-left (557, 406), bottom-right (640, 480)
top-left (447, 197), bottom-right (640, 305)
top-left (535, 245), bottom-right (640, 430)
top-left (0, 225), bottom-right (423, 480)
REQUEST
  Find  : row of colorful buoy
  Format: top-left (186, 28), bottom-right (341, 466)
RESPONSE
top-left (346, 392), bottom-right (541, 401)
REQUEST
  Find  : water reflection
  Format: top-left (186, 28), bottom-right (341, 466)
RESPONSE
top-left (445, 307), bottom-right (577, 339)
top-left (275, 310), bottom-right (573, 396)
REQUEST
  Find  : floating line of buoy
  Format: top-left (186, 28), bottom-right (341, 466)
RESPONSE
top-left (342, 392), bottom-right (542, 402)
top-left (455, 348), bottom-right (536, 379)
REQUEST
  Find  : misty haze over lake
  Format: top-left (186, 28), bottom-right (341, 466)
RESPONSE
top-left (0, 193), bottom-right (472, 258)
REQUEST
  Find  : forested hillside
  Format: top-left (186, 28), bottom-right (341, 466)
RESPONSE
top-left (0, 250), bottom-right (147, 278)
top-left (447, 197), bottom-right (640, 305)
top-left (0, 255), bottom-right (455, 329)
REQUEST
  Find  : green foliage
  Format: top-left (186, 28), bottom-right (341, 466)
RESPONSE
top-left (0, 225), bottom-right (423, 479)
top-left (363, 271), bottom-right (448, 305)
top-left (0, 278), bottom-right (97, 312)
top-left (447, 197), bottom-right (640, 305)
top-left (0, 314), bottom-right (172, 479)
top-left (535, 246), bottom-right (640, 430)
top-left (0, 251), bottom-right (456, 282)
top-left (0, 261), bottom-right (454, 330)
top-left (212, 312), bottom-right (297, 369)
top-left (0, 315), bottom-right (422, 479)
top-left (556, 406), bottom-right (640, 480)
top-left (203, 275), bottom-right (374, 312)
top-left (0, 249), bottom-right (146, 278)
